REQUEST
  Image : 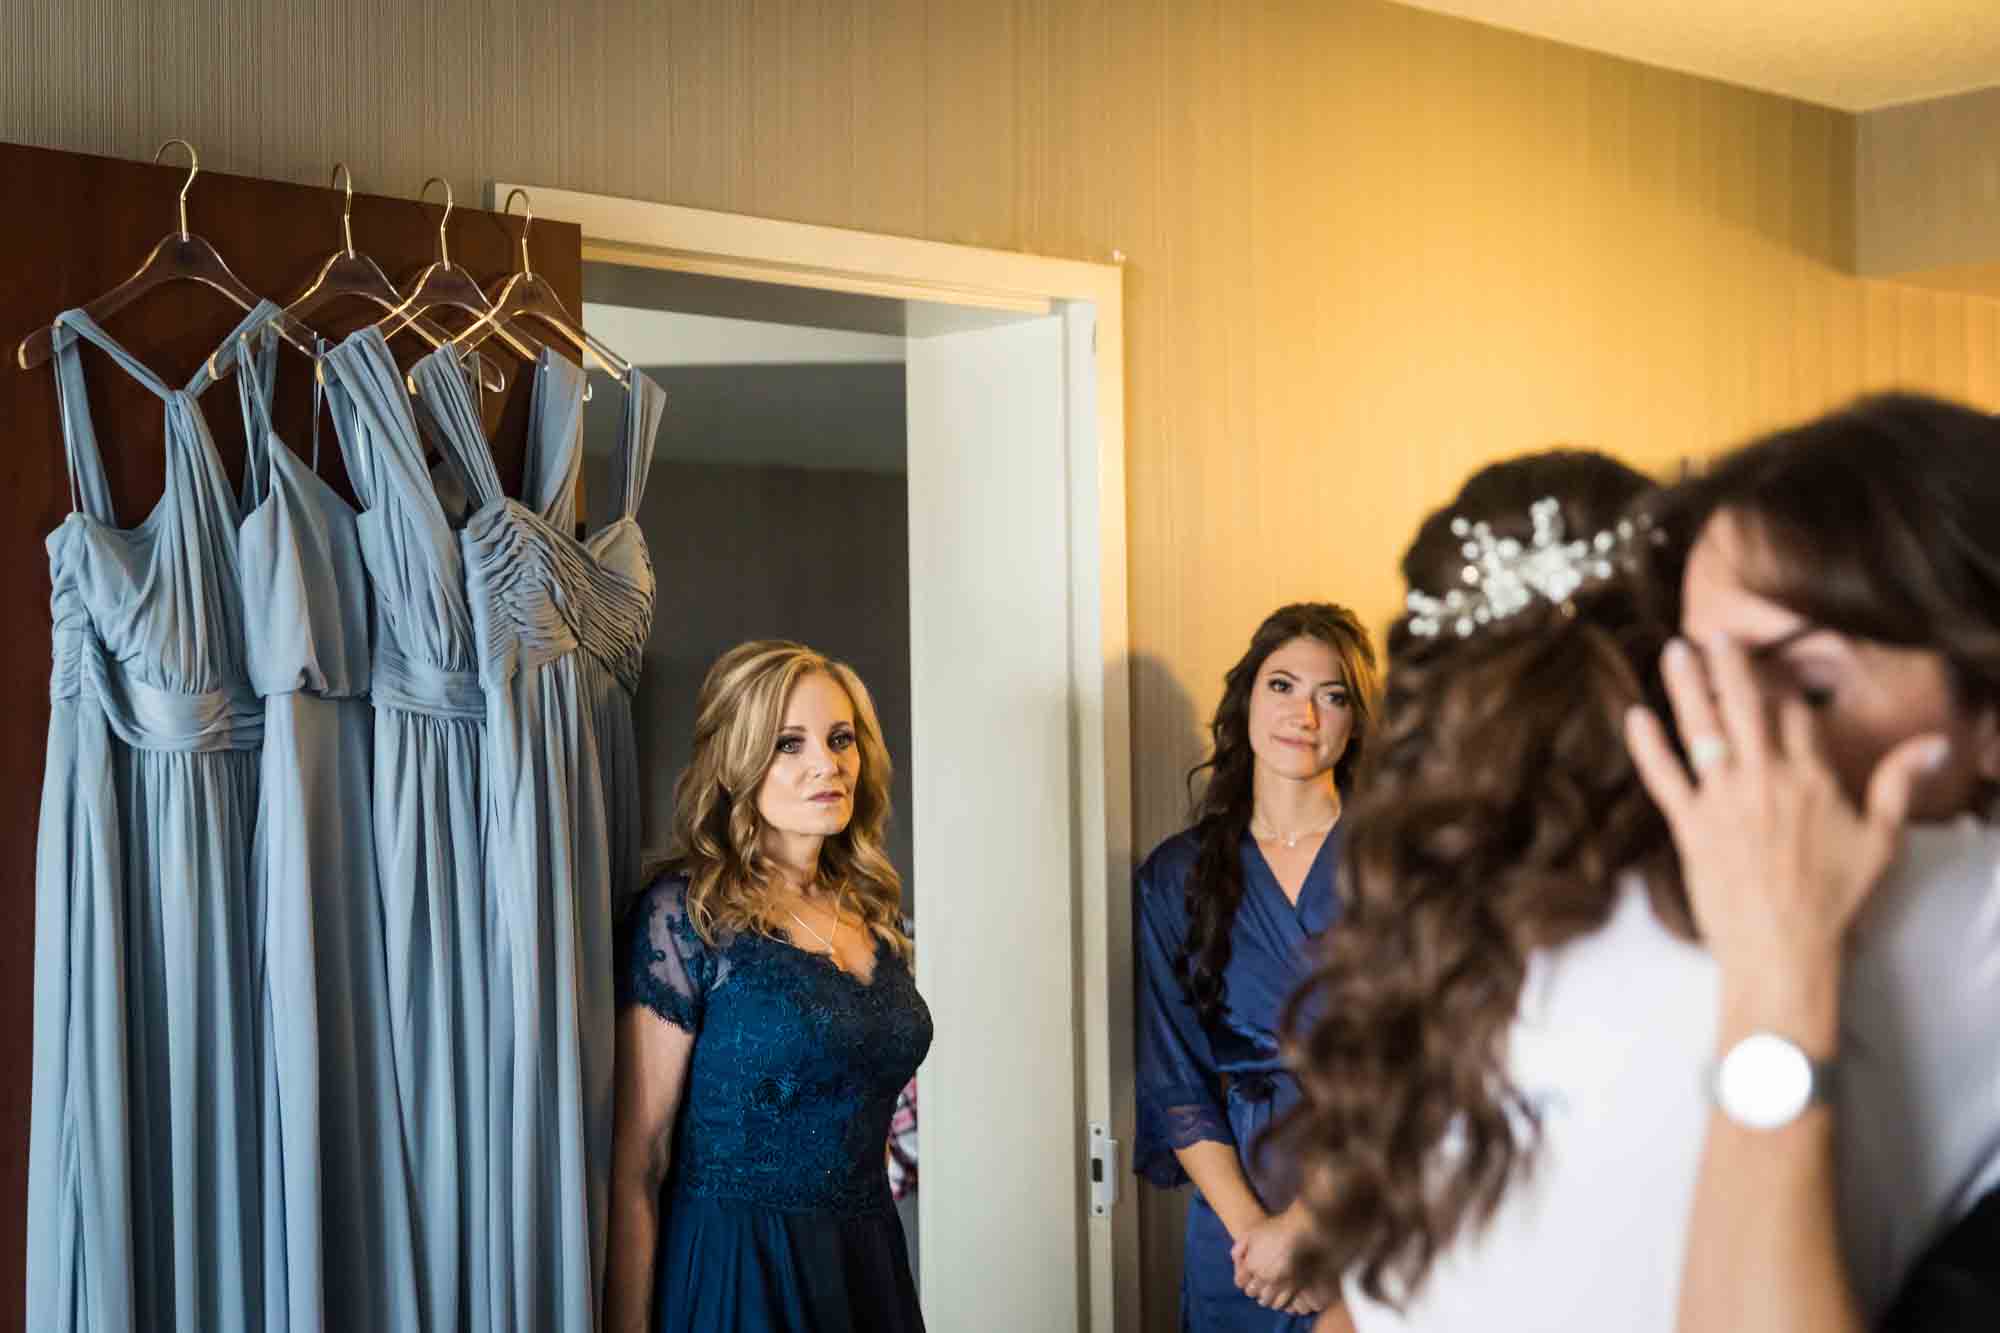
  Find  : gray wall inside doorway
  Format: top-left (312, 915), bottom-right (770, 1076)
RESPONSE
top-left (583, 360), bottom-right (914, 914)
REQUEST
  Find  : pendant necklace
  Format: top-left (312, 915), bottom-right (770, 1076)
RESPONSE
top-left (787, 888), bottom-right (852, 973)
top-left (1249, 813), bottom-right (1337, 850)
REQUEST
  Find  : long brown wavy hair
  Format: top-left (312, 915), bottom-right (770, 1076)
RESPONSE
top-left (1179, 603), bottom-right (1379, 1029)
top-left (1273, 450), bottom-right (1690, 1306)
top-left (663, 639), bottom-right (911, 962)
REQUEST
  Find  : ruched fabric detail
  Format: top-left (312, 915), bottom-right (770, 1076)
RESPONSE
top-left (29, 303), bottom-right (281, 1333)
top-left (371, 644), bottom-right (485, 721)
top-left (52, 632), bottom-right (263, 753)
top-left (459, 498), bottom-right (654, 693)
top-left (408, 344), bottom-right (663, 1333)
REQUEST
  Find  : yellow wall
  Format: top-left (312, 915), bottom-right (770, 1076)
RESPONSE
top-left (10, 0), bottom-right (2000, 1319)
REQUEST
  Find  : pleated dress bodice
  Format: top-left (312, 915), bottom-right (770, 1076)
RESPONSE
top-left (409, 345), bottom-right (664, 1333)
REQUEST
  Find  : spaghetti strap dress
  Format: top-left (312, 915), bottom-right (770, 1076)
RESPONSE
top-left (409, 345), bottom-right (664, 1331)
top-left (234, 329), bottom-right (422, 1332)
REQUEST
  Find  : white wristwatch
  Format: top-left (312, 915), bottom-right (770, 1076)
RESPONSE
top-left (1712, 1032), bottom-right (1833, 1130)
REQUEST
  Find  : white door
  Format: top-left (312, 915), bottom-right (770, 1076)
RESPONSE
top-left (907, 313), bottom-right (1083, 1332)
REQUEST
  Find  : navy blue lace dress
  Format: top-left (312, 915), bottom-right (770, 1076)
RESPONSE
top-left (618, 875), bottom-right (932, 1332)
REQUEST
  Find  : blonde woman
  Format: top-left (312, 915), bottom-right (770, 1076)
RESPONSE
top-left (607, 641), bottom-right (930, 1333)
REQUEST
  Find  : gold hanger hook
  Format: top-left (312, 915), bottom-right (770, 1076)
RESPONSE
top-left (502, 188), bottom-right (534, 278)
top-left (153, 139), bottom-right (198, 241)
top-left (329, 162), bottom-right (356, 258)
top-left (419, 176), bottom-right (454, 268)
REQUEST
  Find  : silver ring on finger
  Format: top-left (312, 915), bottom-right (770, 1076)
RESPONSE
top-left (1688, 733), bottom-right (1731, 775)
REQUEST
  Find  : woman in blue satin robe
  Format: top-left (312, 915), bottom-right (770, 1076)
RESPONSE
top-left (1134, 603), bottom-right (1379, 1332)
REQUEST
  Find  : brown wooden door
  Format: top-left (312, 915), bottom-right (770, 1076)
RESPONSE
top-left (0, 140), bottom-right (581, 1333)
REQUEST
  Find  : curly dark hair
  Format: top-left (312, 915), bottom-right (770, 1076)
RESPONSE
top-left (1176, 602), bottom-right (1380, 1030)
top-left (1272, 450), bottom-right (1691, 1307)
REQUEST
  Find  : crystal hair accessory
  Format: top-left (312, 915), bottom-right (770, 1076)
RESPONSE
top-left (1405, 497), bottom-right (1651, 639)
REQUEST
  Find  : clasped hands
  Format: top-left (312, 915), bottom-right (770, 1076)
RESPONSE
top-left (1231, 1207), bottom-right (1334, 1316)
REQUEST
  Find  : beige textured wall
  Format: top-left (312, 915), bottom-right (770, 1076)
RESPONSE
top-left (10, 0), bottom-right (2000, 1324)
top-left (1858, 85), bottom-right (2000, 277)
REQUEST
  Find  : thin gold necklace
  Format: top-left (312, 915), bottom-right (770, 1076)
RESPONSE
top-left (785, 886), bottom-right (853, 972)
top-left (1249, 811), bottom-right (1337, 849)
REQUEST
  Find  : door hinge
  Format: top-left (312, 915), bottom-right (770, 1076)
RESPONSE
top-left (1088, 1120), bottom-right (1120, 1217)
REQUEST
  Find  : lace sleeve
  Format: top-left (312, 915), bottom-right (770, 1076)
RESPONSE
top-left (617, 876), bottom-right (723, 1034)
top-left (1132, 849), bottom-right (1234, 1188)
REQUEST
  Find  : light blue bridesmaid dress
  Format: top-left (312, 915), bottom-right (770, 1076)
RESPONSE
top-left (28, 303), bottom-right (276, 1333)
top-left (234, 328), bottom-right (422, 1332)
top-left (319, 326), bottom-right (492, 1333)
top-left (410, 345), bottom-right (663, 1331)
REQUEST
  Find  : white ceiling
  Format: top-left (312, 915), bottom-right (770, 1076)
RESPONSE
top-left (581, 304), bottom-right (904, 368)
top-left (1390, 0), bottom-right (2000, 111)
top-left (578, 302), bottom-right (909, 473)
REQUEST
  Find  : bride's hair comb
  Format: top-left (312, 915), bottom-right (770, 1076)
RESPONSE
top-left (1405, 497), bottom-right (1655, 640)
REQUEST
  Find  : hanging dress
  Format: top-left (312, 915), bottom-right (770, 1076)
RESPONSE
top-left (234, 330), bottom-right (423, 1333)
top-left (409, 345), bottom-right (664, 1331)
top-left (319, 326), bottom-right (491, 1333)
top-left (27, 303), bottom-right (278, 1333)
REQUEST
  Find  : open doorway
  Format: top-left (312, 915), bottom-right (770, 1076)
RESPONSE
top-left (582, 266), bottom-right (916, 900)
top-left (522, 182), bottom-right (1132, 1333)
top-left (581, 262), bottom-right (924, 1273)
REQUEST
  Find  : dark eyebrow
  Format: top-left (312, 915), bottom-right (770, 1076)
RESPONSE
top-left (1268, 667), bottom-right (1349, 688)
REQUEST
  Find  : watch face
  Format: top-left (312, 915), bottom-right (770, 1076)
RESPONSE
top-left (1715, 1032), bottom-right (1815, 1130)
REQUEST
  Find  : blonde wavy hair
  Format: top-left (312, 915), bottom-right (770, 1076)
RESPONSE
top-left (664, 639), bottom-right (910, 962)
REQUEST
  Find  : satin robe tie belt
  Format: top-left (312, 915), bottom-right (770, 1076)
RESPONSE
top-left (1220, 1072), bottom-right (1280, 1104)
top-left (54, 631), bottom-right (263, 752)
top-left (1220, 1070), bottom-right (1300, 1208)
top-left (371, 645), bottom-right (484, 721)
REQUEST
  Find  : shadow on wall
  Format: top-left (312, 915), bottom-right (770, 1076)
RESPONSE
top-left (1123, 651), bottom-right (1203, 1333)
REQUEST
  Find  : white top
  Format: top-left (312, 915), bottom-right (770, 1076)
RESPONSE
top-left (1346, 817), bottom-right (2000, 1333)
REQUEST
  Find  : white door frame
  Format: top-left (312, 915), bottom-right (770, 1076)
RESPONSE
top-left (499, 184), bottom-right (1137, 1333)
